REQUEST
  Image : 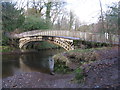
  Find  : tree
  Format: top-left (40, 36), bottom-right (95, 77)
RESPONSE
top-left (24, 0), bottom-right (67, 29)
top-left (45, 1), bottom-right (52, 28)
top-left (2, 2), bottom-right (25, 46)
top-left (118, 1), bottom-right (120, 35)
top-left (69, 11), bottom-right (75, 30)
top-left (25, 0), bottom-right (45, 17)
top-left (20, 15), bottom-right (50, 31)
top-left (99, 0), bottom-right (104, 33)
top-left (50, 1), bottom-right (67, 25)
top-left (2, 2), bottom-right (25, 32)
top-left (104, 2), bottom-right (118, 34)
top-left (45, 0), bottom-right (66, 28)
top-left (74, 18), bottom-right (81, 31)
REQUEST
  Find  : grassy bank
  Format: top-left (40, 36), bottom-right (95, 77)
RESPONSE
top-left (53, 47), bottom-right (102, 73)
top-left (53, 47), bottom-right (114, 82)
top-left (0, 46), bottom-right (15, 53)
top-left (1, 41), bottom-right (61, 53)
top-left (53, 47), bottom-right (113, 65)
top-left (53, 47), bottom-right (105, 67)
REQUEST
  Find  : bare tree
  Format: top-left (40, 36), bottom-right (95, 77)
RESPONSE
top-left (69, 11), bottom-right (75, 30)
top-left (74, 18), bottom-right (81, 30)
top-left (99, 0), bottom-right (105, 33)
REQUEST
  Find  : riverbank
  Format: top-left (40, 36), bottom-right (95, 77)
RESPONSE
top-left (1, 48), bottom-right (61, 55)
top-left (1, 41), bottom-right (61, 55)
top-left (53, 46), bottom-right (119, 70)
top-left (2, 46), bottom-right (119, 88)
top-left (2, 72), bottom-right (80, 88)
top-left (2, 57), bottom-right (119, 88)
top-left (0, 46), bottom-right (14, 53)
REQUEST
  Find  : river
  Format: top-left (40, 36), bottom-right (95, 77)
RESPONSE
top-left (2, 49), bottom-right (65, 79)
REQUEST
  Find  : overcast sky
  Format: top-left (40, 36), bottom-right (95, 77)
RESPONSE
top-left (65, 0), bottom-right (119, 24)
top-left (10, 0), bottom-right (119, 24)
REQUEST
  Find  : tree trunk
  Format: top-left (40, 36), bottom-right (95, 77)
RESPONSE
top-left (46, 2), bottom-right (52, 24)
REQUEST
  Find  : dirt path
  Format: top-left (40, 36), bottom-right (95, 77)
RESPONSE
top-left (81, 58), bottom-right (119, 88)
top-left (2, 73), bottom-right (80, 88)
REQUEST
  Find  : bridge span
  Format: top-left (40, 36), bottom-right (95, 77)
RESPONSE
top-left (11, 30), bottom-right (119, 51)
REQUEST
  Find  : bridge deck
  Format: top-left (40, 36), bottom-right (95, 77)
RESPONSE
top-left (12, 30), bottom-right (119, 45)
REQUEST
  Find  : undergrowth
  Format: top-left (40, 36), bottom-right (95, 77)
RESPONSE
top-left (74, 68), bottom-right (85, 83)
top-left (54, 60), bottom-right (72, 74)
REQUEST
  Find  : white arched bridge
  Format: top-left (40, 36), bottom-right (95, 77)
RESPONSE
top-left (11, 30), bottom-right (119, 51)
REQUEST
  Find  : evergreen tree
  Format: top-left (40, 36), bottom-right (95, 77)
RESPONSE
top-left (2, 2), bottom-right (25, 32)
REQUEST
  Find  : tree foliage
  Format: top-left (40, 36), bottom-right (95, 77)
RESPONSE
top-left (20, 15), bottom-right (50, 31)
top-left (2, 2), bottom-right (25, 32)
top-left (2, 2), bottom-right (25, 46)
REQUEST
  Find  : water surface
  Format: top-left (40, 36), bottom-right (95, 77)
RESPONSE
top-left (2, 49), bottom-right (65, 78)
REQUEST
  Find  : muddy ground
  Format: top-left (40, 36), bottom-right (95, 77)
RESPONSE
top-left (2, 46), bottom-right (120, 88)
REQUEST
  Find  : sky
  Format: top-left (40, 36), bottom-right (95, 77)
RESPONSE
top-left (65, 0), bottom-right (119, 24)
top-left (4, 0), bottom-right (119, 24)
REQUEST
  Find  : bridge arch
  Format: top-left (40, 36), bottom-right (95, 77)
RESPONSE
top-left (19, 36), bottom-right (74, 51)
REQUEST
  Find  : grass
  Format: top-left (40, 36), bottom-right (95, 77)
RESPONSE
top-left (0, 46), bottom-right (14, 53)
top-left (53, 47), bottom-right (112, 66)
top-left (69, 46), bottom-right (111, 53)
top-left (67, 48), bottom-right (100, 63)
top-left (67, 47), bottom-right (113, 63)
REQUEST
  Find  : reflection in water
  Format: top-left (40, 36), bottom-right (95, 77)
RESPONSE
top-left (2, 55), bottom-right (20, 78)
top-left (48, 57), bottom-right (54, 73)
top-left (19, 54), bottom-right (53, 73)
top-left (2, 49), bottom-right (64, 78)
